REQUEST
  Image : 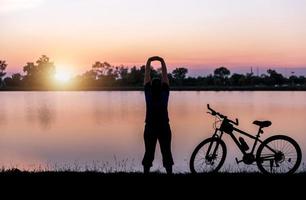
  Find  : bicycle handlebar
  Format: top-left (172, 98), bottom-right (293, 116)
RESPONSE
top-left (207, 104), bottom-right (239, 126)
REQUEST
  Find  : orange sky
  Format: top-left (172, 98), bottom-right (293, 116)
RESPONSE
top-left (1, 0), bottom-right (306, 75)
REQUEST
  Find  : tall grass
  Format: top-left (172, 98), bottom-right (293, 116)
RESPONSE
top-left (0, 160), bottom-right (305, 174)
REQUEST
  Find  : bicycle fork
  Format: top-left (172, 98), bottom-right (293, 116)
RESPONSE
top-left (206, 130), bottom-right (224, 161)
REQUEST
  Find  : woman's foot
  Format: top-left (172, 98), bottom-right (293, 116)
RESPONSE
top-left (143, 166), bottom-right (150, 174)
top-left (166, 166), bottom-right (173, 175)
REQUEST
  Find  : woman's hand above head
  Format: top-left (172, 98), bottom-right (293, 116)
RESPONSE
top-left (147, 56), bottom-right (164, 63)
top-left (145, 56), bottom-right (169, 85)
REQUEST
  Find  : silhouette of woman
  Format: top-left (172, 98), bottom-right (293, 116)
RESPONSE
top-left (142, 56), bottom-right (174, 174)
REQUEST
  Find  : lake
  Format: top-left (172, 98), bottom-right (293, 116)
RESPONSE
top-left (0, 91), bottom-right (305, 173)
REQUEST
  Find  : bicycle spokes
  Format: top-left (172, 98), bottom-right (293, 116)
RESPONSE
top-left (195, 148), bottom-right (221, 168)
top-left (257, 137), bottom-right (301, 174)
top-left (190, 138), bottom-right (227, 173)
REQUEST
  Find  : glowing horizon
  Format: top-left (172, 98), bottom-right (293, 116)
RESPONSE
top-left (1, 0), bottom-right (306, 75)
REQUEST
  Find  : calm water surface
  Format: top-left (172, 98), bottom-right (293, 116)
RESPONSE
top-left (0, 91), bottom-right (305, 172)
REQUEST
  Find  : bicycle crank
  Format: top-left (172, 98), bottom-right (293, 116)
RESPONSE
top-left (236, 154), bottom-right (256, 165)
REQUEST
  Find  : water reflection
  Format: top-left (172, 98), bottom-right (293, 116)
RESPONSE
top-left (23, 93), bottom-right (56, 130)
top-left (0, 91), bottom-right (305, 172)
top-left (0, 98), bottom-right (7, 126)
top-left (37, 102), bottom-right (55, 129)
top-left (92, 92), bottom-right (115, 125)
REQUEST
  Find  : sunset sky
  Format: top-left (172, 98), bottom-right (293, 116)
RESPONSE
top-left (1, 0), bottom-right (306, 75)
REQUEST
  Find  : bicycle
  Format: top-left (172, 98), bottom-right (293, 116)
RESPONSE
top-left (190, 104), bottom-right (302, 174)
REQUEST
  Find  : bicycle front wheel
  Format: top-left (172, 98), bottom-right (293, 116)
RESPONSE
top-left (256, 135), bottom-right (302, 174)
top-left (190, 138), bottom-right (227, 174)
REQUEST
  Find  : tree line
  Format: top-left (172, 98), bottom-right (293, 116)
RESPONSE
top-left (1, 55), bottom-right (306, 90)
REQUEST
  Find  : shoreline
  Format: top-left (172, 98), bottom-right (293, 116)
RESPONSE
top-left (1, 86), bottom-right (306, 92)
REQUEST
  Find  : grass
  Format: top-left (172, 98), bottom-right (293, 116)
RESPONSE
top-left (1, 160), bottom-right (305, 174)
top-left (1, 167), bottom-right (305, 177)
top-left (1, 160), bottom-right (305, 177)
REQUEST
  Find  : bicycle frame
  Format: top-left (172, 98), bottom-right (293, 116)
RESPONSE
top-left (209, 118), bottom-right (277, 159)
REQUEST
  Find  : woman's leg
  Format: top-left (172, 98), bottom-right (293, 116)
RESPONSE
top-left (159, 123), bottom-right (174, 174)
top-left (142, 124), bottom-right (158, 173)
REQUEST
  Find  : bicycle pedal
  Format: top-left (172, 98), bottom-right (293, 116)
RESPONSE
top-left (235, 158), bottom-right (243, 164)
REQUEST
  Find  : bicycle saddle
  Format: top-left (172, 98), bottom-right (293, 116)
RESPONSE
top-left (253, 120), bottom-right (272, 128)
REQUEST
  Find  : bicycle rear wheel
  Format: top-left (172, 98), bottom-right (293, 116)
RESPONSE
top-left (190, 138), bottom-right (227, 173)
top-left (256, 135), bottom-right (302, 174)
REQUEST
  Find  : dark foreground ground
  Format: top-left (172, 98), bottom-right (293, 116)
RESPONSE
top-left (1, 171), bottom-right (304, 198)
top-left (1, 171), bottom-right (305, 193)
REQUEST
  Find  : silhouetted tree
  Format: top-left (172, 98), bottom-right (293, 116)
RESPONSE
top-left (0, 60), bottom-right (7, 87)
top-left (204, 74), bottom-right (215, 86)
top-left (78, 70), bottom-right (97, 88)
top-left (249, 75), bottom-right (262, 86)
top-left (118, 66), bottom-right (129, 80)
top-left (214, 67), bottom-right (231, 86)
top-left (172, 68), bottom-right (188, 80)
top-left (184, 77), bottom-right (198, 86)
top-left (289, 75), bottom-right (306, 86)
top-left (267, 69), bottom-right (285, 86)
top-left (37, 55), bottom-right (55, 79)
top-left (2, 56), bottom-right (306, 89)
top-left (116, 66), bottom-right (129, 86)
top-left (4, 73), bottom-right (22, 87)
top-left (12, 73), bottom-right (22, 81)
top-left (289, 75), bottom-right (298, 85)
top-left (92, 62), bottom-right (111, 77)
top-left (23, 55), bottom-right (55, 88)
top-left (92, 61), bottom-right (120, 86)
top-left (172, 67), bottom-right (188, 85)
top-left (214, 67), bottom-right (231, 79)
top-left (125, 66), bottom-right (145, 86)
top-left (0, 60), bottom-right (7, 77)
top-left (23, 62), bottom-right (36, 77)
top-left (230, 73), bottom-right (245, 86)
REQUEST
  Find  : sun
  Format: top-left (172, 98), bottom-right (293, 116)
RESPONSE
top-left (54, 69), bottom-right (72, 83)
